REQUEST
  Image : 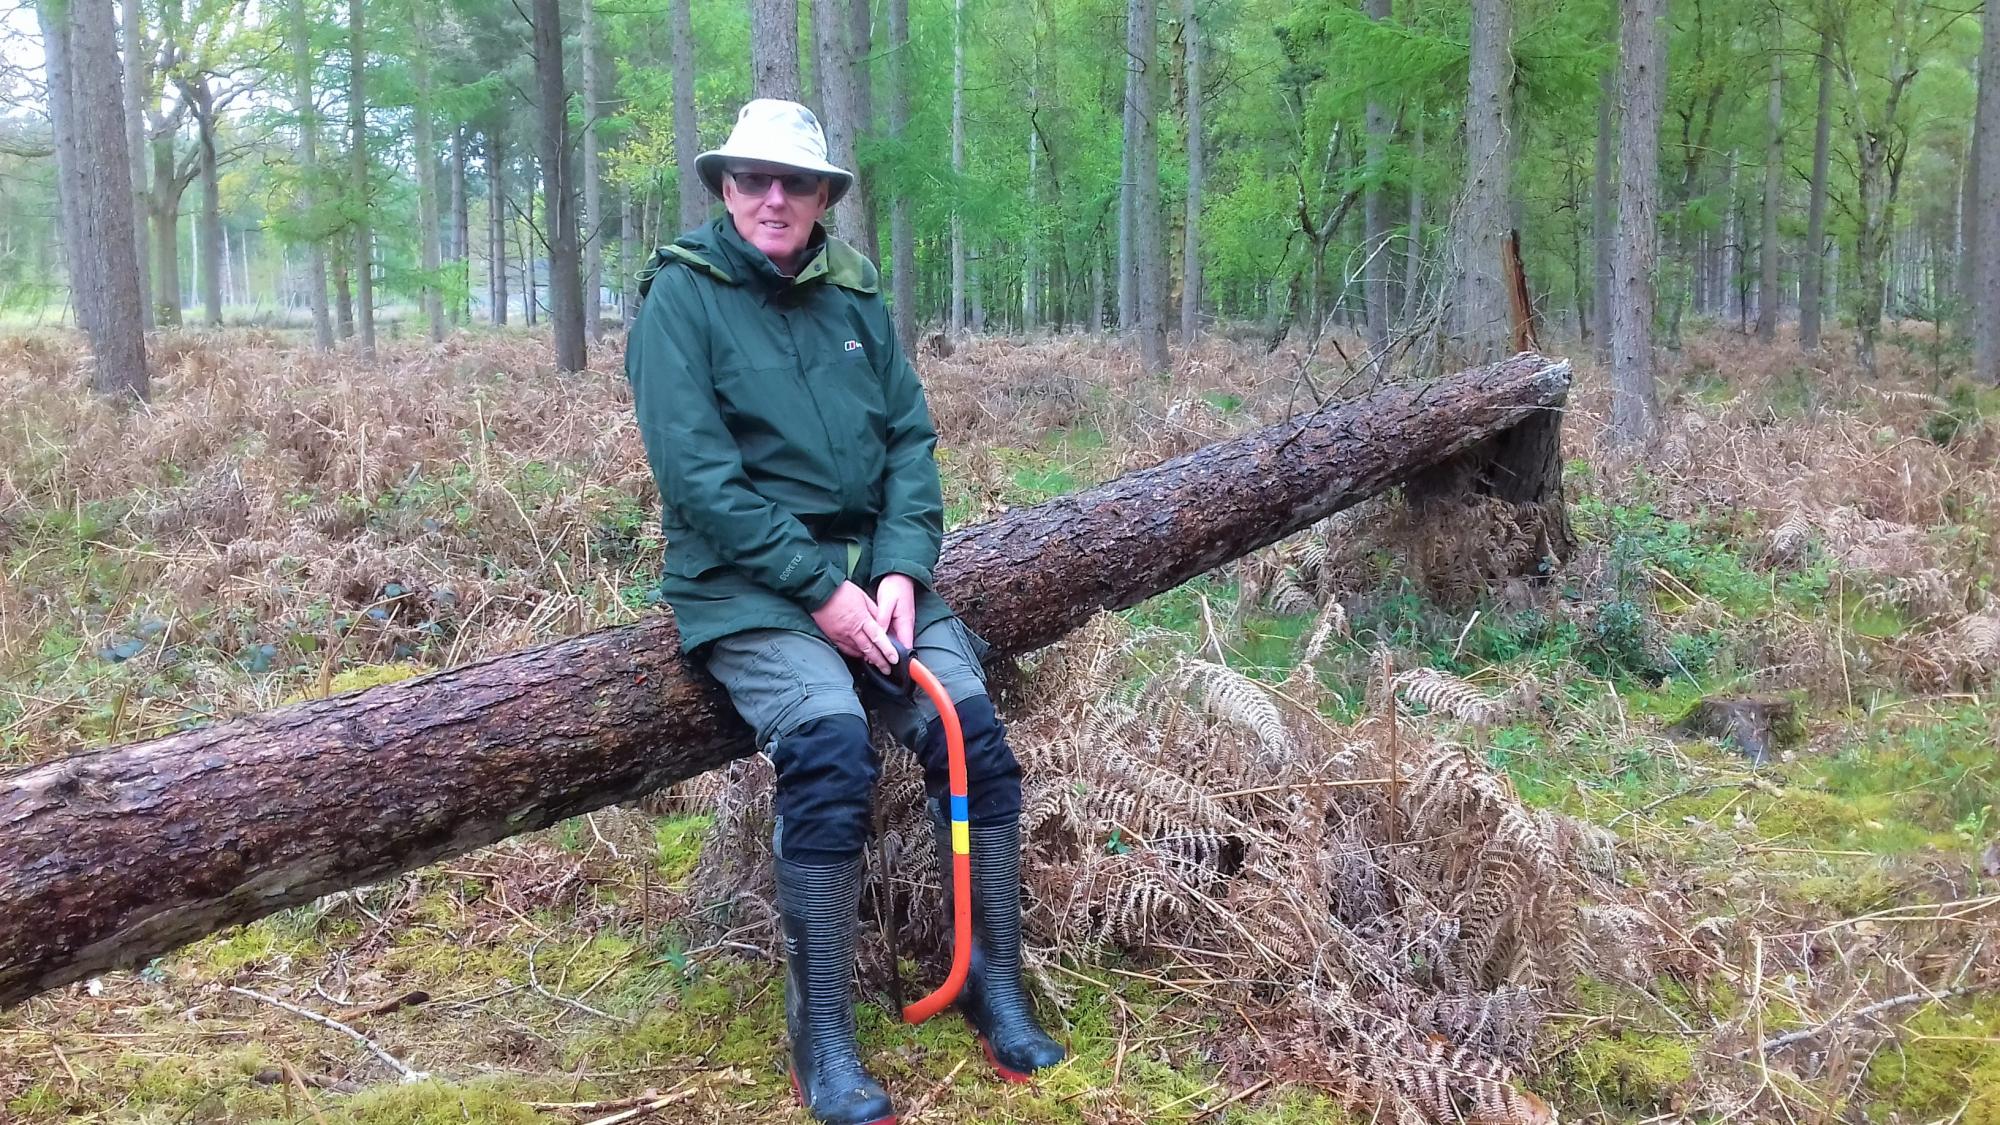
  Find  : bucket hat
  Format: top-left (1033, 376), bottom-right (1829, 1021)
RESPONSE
top-left (695, 99), bottom-right (854, 207)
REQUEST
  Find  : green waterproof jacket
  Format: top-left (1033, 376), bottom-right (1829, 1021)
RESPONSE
top-left (625, 216), bottom-right (950, 653)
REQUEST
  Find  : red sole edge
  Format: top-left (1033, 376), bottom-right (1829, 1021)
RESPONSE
top-left (978, 1035), bottom-right (1034, 1084)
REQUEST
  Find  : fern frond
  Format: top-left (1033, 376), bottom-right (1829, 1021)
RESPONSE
top-left (1174, 657), bottom-right (1292, 759)
top-left (1396, 667), bottom-right (1513, 727)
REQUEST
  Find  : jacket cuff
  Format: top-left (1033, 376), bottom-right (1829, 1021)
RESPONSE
top-left (792, 566), bottom-right (844, 614)
top-left (872, 556), bottom-right (936, 590)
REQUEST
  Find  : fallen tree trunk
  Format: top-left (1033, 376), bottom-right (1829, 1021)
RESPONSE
top-left (0, 352), bottom-right (1572, 1008)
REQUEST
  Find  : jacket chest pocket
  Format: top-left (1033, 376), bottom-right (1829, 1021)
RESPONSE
top-left (824, 350), bottom-right (886, 450)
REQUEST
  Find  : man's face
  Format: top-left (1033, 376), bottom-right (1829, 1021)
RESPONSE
top-left (720, 161), bottom-right (830, 272)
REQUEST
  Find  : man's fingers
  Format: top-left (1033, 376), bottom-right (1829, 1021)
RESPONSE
top-left (866, 621), bottom-right (899, 666)
top-left (859, 626), bottom-right (893, 672)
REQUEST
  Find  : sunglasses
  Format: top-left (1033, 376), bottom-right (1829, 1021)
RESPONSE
top-left (730, 170), bottom-right (824, 198)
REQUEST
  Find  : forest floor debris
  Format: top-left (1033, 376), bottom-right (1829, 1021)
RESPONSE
top-left (1, 323), bottom-right (1996, 1122)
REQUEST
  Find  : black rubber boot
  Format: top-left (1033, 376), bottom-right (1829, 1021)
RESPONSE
top-left (774, 855), bottom-right (897, 1125)
top-left (931, 805), bottom-right (1067, 1081)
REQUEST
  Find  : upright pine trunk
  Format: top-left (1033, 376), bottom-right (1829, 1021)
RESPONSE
top-left (349, 0), bottom-right (375, 356)
top-left (534, 0), bottom-right (587, 372)
top-left (1180, 0), bottom-right (1202, 342)
top-left (1402, 116), bottom-right (1425, 325)
top-left (810, 0), bottom-right (858, 243)
top-left (887, 0), bottom-right (915, 346)
top-left (1975, 7), bottom-right (2000, 382)
top-left (1799, 24), bottom-right (1833, 352)
top-left (39, 0), bottom-right (151, 400)
top-left (1361, 0), bottom-right (1391, 358)
top-left (1610, 0), bottom-right (1666, 446)
top-left (1457, 0), bottom-right (1513, 363)
top-left (291, 0), bottom-right (333, 349)
top-left (191, 79), bottom-right (222, 326)
top-left (949, 0), bottom-right (965, 339)
top-left (1592, 61), bottom-right (1614, 353)
top-left (412, 2), bottom-right (445, 344)
top-left (1116, 2), bottom-right (1139, 332)
top-left (489, 125), bottom-right (509, 326)
top-left (1130, 0), bottom-right (1167, 372)
top-left (452, 125), bottom-right (470, 325)
top-left (1757, 42), bottom-right (1782, 344)
top-left (673, 0), bottom-right (705, 234)
top-left (847, 0), bottom-right (879, 263)
top-left (581, 0), bottom-right (604, 341)
top-left (621, 186), bottom-right (640, 320)
top-left (750, 0), bottom-right (803, 100)
top-left (121, 0), bottom-right (152, 329)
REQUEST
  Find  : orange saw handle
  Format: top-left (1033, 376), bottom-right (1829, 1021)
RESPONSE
top-left (898, 655), bottom-right (973, 1025)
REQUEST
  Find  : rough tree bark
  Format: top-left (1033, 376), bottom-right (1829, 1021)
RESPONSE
top-left (750, 0), bottom-right (803, 101)
top-left (949, 0), bottom-right (966, 339)
top-left (349, 0), bottom-right (375, 356)
top-left (1130, 0), bottom-right (1167, 372)
top-left (0, 354), bottom-right (1576, 1007)
top-left (1610, 0), bottom-right (1666, 446)
top-left (1975, 4), bottom-right (2000, 383)
top-left (290, 0), bottom-right (333, 349)
top-left (581, 0), bottom-right (604, 341)
top-left (846, 0), bottom-right (879, 263)
top-left (1403, 116), bottom-right (1425, 326)
top-left (453, 125), bottom-right (471, 325)
top-left (1838, 0), bottom-right (1919, 372)
top-left (412, 1), bottom-right (445, 344)
top-left (1362, 0), bottom-right (1391, 359)
top-left (489, 124), bottom-right (508, 326)
top-left (39, 0), bottom-right (87, 332)
top-left (121, 0), bottom-right (152, 330)
top-left (1799, 23), bottom-right (1833, 353)
top-left (187, 76), bottom-right (222, 326)
top-left (1180, 0), bottom-right (1201, 342)
top-left (39, 0), bottom-right (151, 400)
top-left (673, 0), bottom-right (706, 234)
top-left (1457, 0), bottom-right (1513, 362)
top-left (887, 0), bottom-right (915, 347)
top-left (810, 0), bottom-right (859, 242)
top-left (1756, 41), bottom-right (1782, 345)
top-left (1592, 62), bottom-right (1614, 353)
top-left (1026, 83), bottom-right (1041, 330)
top-left (1117, 0), bottom-right (1140, 332)
top-left (534, 0), bottom-right (587, 373)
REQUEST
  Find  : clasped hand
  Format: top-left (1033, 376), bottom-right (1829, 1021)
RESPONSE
top-left (811, 574), bottom-right (916, 674)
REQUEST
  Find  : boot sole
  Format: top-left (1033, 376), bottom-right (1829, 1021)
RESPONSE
top-left (790, 1068), bottom-right (898, 1125)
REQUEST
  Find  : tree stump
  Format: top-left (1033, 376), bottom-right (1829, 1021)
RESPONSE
top-left (1669, 696), bottom-right (1804, 764)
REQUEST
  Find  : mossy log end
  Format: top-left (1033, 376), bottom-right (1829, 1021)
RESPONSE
top-left (0, 352), bottom-right (1573, 1008)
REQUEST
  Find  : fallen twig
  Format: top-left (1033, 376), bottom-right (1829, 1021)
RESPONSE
top-left (229, 985), bottom-right (427, 1082)
top-left (1746, 984), bottom-right (1986, 1057)
top-left (899, 1058), bottom-right (968, 1122)
top-left (1195, 1077), bottom-right (1273, 1120)
top-left (578, 1087), bottom-right (695, 1125)
top-left (333, 989), bottom-right (430, 1022)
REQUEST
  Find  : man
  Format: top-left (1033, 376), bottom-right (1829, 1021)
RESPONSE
top-left (625, 99), bottom-right (1065, 1125)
